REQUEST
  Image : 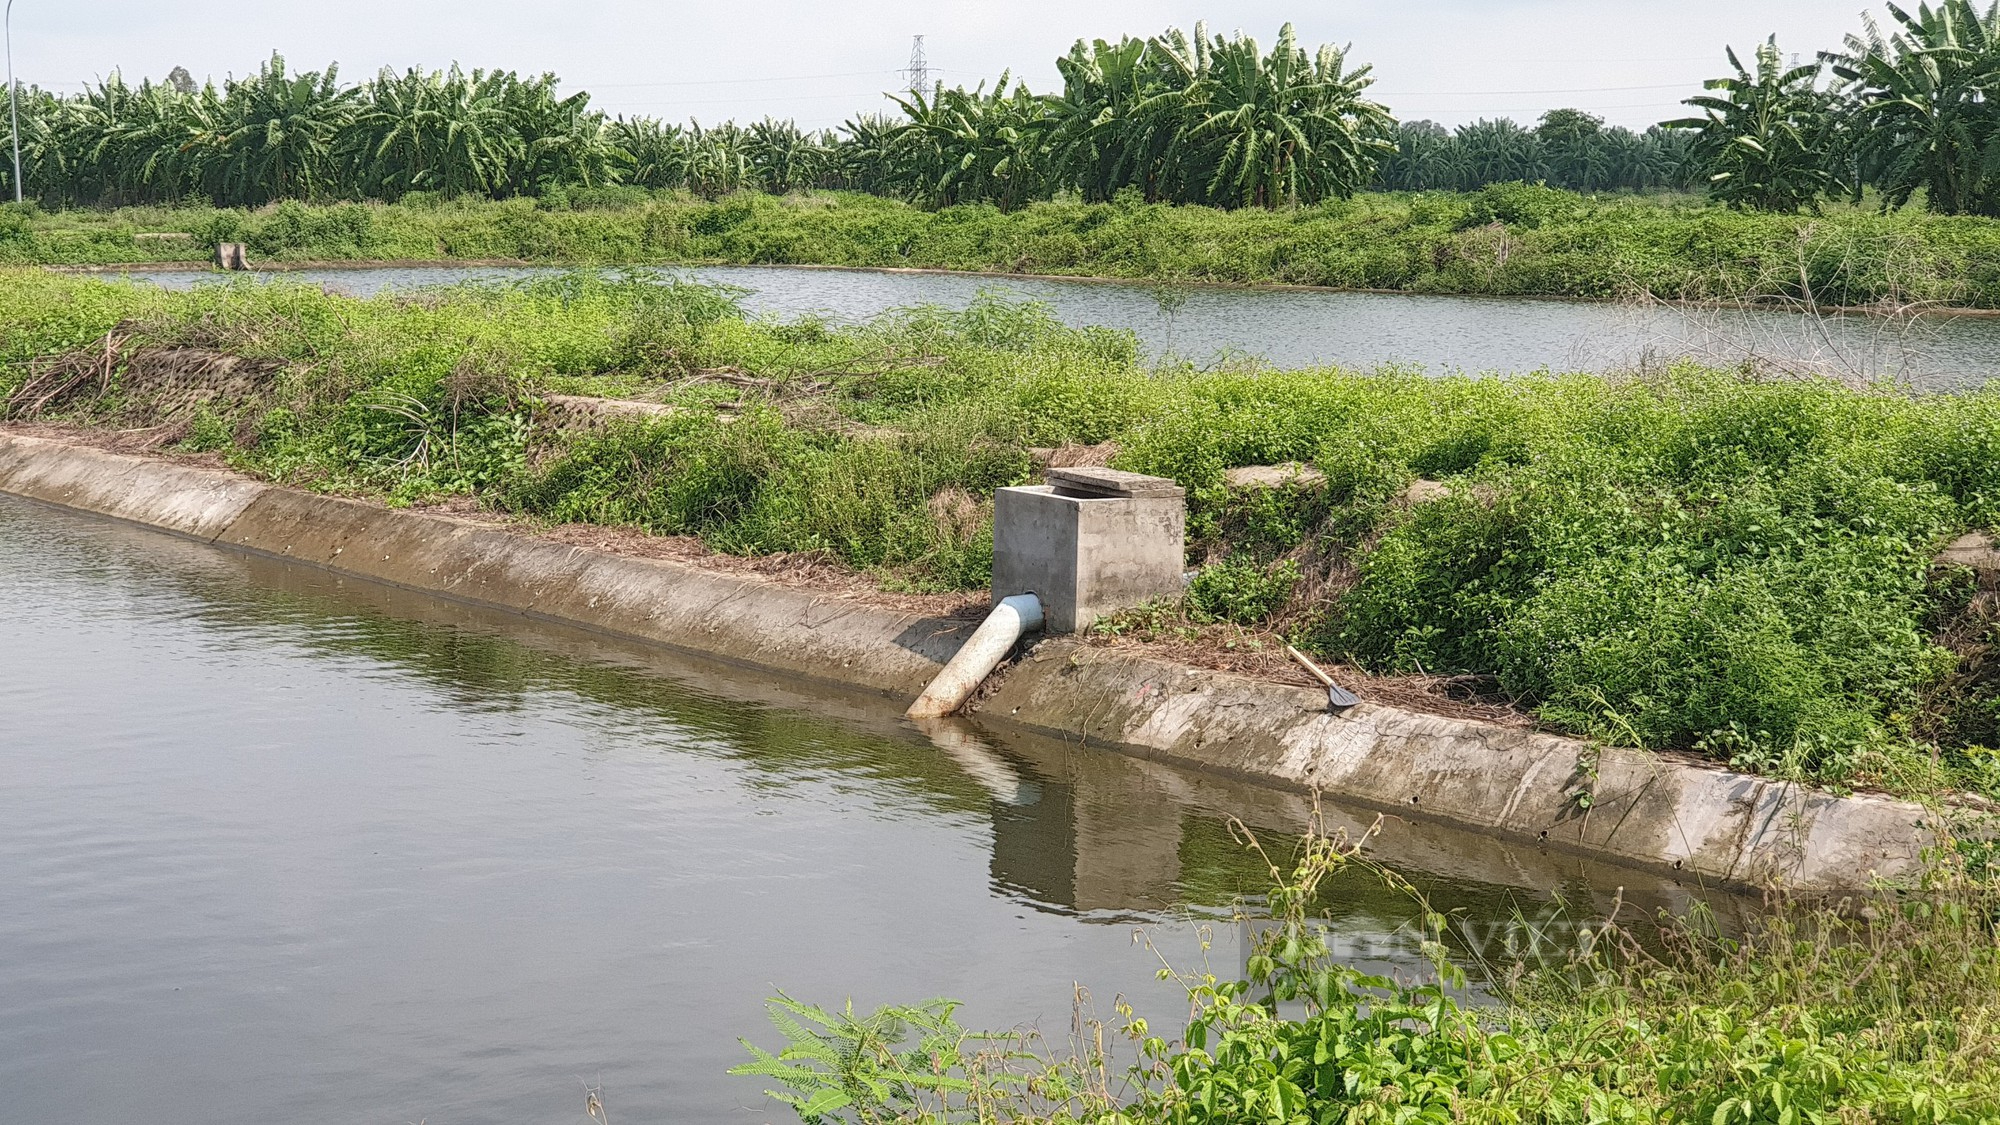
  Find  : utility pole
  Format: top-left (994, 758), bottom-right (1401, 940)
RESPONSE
top-left (5, 0), bottom-right (21, 204)
top-left (905, 34), bottom-right (929, 98)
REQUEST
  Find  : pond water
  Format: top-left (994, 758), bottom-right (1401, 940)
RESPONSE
top-left (0, 495), bottom-right (1731, 1124)
top-left (123, 263), bottom-right (2000, 391)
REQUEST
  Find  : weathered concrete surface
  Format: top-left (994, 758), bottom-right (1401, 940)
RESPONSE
top-left (0, 433), bottom-right (970, 698)
top-left (992, 474), bottom-right (1186, 633)
top-left (974, 646), bottom-right (1931, 892)
top-left (541, 394), bottom-right (691, 431)
top-left (1223, 463), bottom-right (1327, 490)
top-left (0, 435), bottom-right (266, 538)
top-left (1941, 532), bottom-right (2000, 573)
top-left (0, 431), bottom-right (1934, 892)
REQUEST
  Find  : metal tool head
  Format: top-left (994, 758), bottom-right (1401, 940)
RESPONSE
top-left (1325, 683), bottom-right (1361, 711)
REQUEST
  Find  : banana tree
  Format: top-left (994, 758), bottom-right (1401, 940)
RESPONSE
top-left (0, 86), bottom-right (71, 204)
top-left (1666, 37), bottom-right (1838, 211)
top-left (830, 113), bottom-right (899, 194)
top-left (216, 54), bottom-right (358, 205)
top-left (744, 118), bottom-right (830, 194)
top-left (349, 67), bottom-right (519, 198)
top-left (500, 75), bottom-right (624, 194)
top-left (1453, 118), bottom-right (1548, 186)
top-left (1049, 33), bottom-right (1192, 202)
top-left (1595, 125), bottom-right (1673, 191)
top-left (887, 75), bottom-right (1054, 210)
top-left (1180, 24), bottom-right (1397, 207)
top-left (611, 117), bottom-right (685, 190)
top-left (1826, 0), bottom-right (2000, 214)
top-left (1376, 120), bottom-right (1467, 190)
top-left (684, 120), bottom-right (752, 197)
top-left (133, 82), bottom-right (233, 204)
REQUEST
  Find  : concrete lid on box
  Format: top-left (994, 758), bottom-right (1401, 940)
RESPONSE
top-left (1046, 467), bottom-right (1185, 500)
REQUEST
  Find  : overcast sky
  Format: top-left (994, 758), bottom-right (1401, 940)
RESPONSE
top-left (17, 1), bottom-right (1868, 130)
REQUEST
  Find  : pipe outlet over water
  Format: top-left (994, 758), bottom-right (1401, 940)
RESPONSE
top-left (906, 594), bottom-right (1043, 720)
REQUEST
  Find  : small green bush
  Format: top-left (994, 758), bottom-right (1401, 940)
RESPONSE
top-left (503, 409), bottom-right (1024, 587)
top-left (181, 406), bottom-right (234, 452)
top-left (1188, 556), bottom-right (1299, 625)
top-left (243, 200), bottom-right (375, 258)
top-left (1459, 181), bottom-right (1585, 229)
top-left (0, 202), bottom-right (37, 243)
top-left (187, 209), bottom-right (245, 247)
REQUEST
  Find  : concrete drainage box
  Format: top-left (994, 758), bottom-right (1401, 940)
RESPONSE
top-left (992, 467), bottom-right (1186, 633)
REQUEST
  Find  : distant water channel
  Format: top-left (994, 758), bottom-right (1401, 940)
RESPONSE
top-left (124, 262), bottom-right (2000, 390)
top-left (0, 495), bottom-right (1733, 1124)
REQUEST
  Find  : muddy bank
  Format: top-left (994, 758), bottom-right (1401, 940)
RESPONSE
top-left (0, 431), bottom-right (1934, 891)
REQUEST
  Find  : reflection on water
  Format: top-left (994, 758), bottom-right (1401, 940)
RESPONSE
top-left (0, 495), bottom-right (1737, 1125)
top-left (120, 262), bottom-right (2000, 390)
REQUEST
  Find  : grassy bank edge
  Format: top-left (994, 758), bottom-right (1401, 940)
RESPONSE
top-left (15, 184), bottom-right (2000, 309)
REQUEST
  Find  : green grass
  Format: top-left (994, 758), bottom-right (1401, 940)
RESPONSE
top-left (3, 266), bottom-right (1997, 799)
top-left (15, 182), bottom-right (2000, 307)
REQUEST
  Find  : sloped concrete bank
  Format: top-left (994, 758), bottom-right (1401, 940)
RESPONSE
top-left (0, 431), bottom-right (1934, 892)
top-left (0, 433), bottom-right (972, 697)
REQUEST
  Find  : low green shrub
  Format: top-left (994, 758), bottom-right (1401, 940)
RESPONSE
top-left (0, 201), bottom-right (37, 244)
top-left (242, 200), bottom-right (377, 258)
top-left (1188, 556), bottom-right (1299, 626)
top-left (180, 405), bottom-right (233, 452)
top-left (1458, 180), bottom-right (1584, 229)
top-left (503, 410), bottom-right (1024, 588)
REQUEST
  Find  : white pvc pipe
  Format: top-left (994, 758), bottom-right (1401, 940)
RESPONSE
top-left (906, 593), bottom-right (1043, 719)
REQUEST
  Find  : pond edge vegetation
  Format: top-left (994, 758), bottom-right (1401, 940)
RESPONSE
top-left (23, 187), bottom-right (2000, 312)
top-left (734, 811), bottom-right (2000, 1124)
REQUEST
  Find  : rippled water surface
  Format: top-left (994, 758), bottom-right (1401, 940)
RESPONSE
top-left (126, 262), bottom-right (2000, 390)
top-left (0, 496), bottom-right (1728, 1124)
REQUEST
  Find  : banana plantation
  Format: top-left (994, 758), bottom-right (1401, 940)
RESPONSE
top-left (10, 4), bottom-right (2000, 214)
top-left (1374, 114), bottom-right (1694, 194)
top-left (4, 23), bottom-right (1408, 211)
top-left (1665, 0), bottom-right (2000, 214)
top-left (8, 56), bottom-right (625, 207)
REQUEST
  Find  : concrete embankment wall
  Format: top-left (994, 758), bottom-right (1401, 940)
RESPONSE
top-left (0, 433), bottom-right (973, 696)
top-left (0, 432), bottom-right (1934, 892)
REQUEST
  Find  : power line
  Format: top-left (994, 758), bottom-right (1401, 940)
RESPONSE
top-left (1376, 80), bottom-right (1701, 96)
top-left (610, 89), bottom-right (900, 109)
top-left (1404, 100), bottom-right (1694, 115)
top-left (587, 70), bottom-right (898, 89)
